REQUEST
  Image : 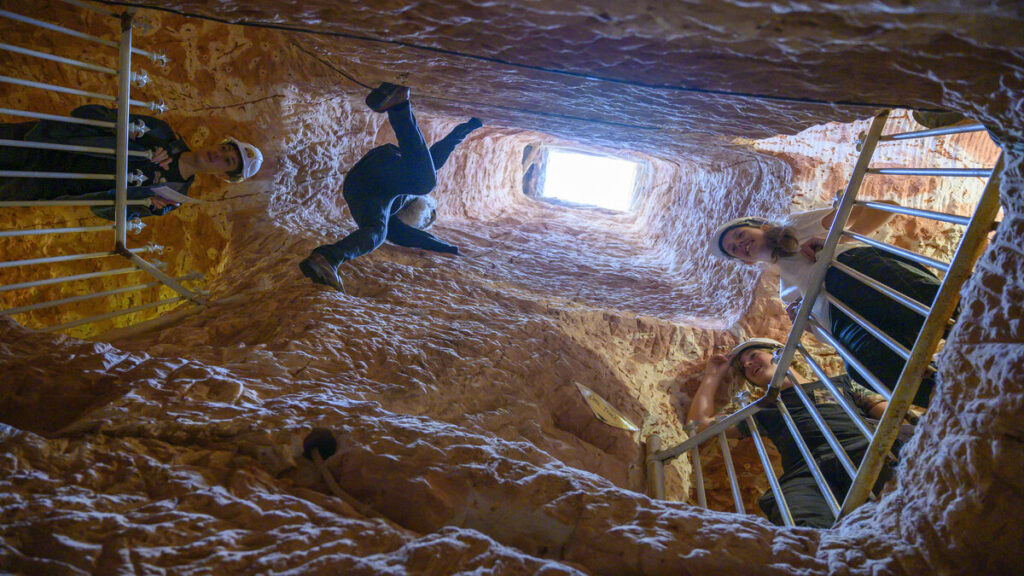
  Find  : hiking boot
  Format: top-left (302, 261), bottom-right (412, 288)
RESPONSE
top-left (366, 83), bottom-right (410, 113)
top-left (299, 252), bottom-right (344, 292)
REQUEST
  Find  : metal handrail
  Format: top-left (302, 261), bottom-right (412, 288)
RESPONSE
top-left (854, 199), bottom-right (972, 227)
top-left (0, 8), bottom-right (167, 63)
top-left (0, 224), bottom-right (113, 238)
top-left (0, 76), bottom-right (165, 112)
top-left (0, 199), bottom-right (149, 207)
top-left (782, 366), bottom-right (860, 478)
top-left (653, 391), bottom-right (776, 462)
top-left (0, 246), bottom-right (155, 270)
top-left (844, 230), bottom-right (949, 272)
top-left (0, 108), bottom-right (151, 138)
top-left (0, 170), bottom-right (146, 186)
top-left (0, 42), bottom-right (117, 75)
top-left (0, 107), bottom-right (113, 128)
top-left (806, 319), bottom-right (892, 399)
top-left (831, 260), bottom-right (931, 317)
top-left (866, 166), bottom-right (991, 177)
top-left (689, 439), bottom-right (707, 508)
top-left (113, 12), bottom-right (133, 246)
top-left (824, 292), bottom-right (912, 361)
top-left (1, 2), bottom-right (203, 334)
top-left (748, 417), bottom-right (794, 526)
top-left (878, 123), bottom-right (986, 141)
top-left (777, 400), bottom-right (841, 518)
top-left (0, 266), bottom-right (139, 293)
top-left (718, 432), bottom-right (744, 514)
top-left (0, 138), bottom-right (151, 158)
top-left (41, 295), bottom-right (187, 332)
top-left (1, 273), bottom-right (201, 316)
top-left (765, 112), bottom-right (892, 397)
top-left (118, 247), bottom-right (204, 304)
top-left (838, 153), bottom-right (1005, 518)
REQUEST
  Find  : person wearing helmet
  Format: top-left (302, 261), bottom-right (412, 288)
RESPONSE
top-left (298, 83), bottom-right (482, 292)
top-left (710, 202), bottom-right (946, 408)
top-left (0, 104), bottom-right (263, 220)
top-left (687, 338), bottom-right (913, 528)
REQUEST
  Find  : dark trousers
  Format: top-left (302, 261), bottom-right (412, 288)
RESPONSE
top-left (826, 247), bottom-right (947, 407)
top-left (1, 121), bottom-right (116, 200)
top-left (759, 442), bottom-right (898, 528)
top-left (316, 102), bottom-right (475, 265)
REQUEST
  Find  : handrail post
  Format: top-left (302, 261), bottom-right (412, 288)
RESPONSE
top-left (769, 111), bottom-right (891, 392)
top-left (645, 435), bottom-right (665, 499)
top-left (114, 11), bottom-right (134, 247)
top-left (686, 422), bottom-right (707, 508)
top-left (718, 432), bottom-right (744, 514)
top-left (747, 417), bottom-right (794, 527)
top-left (116, 246), bottom-right (205, 304)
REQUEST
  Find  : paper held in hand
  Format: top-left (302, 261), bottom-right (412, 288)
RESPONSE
top-left (152, 186), bottom-right (207, 204)
top-left (575, 382), bottom-right (639, 432)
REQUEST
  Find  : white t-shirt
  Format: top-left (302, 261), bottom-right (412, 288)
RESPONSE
top-left (776, 207), bottom-right (863, 327)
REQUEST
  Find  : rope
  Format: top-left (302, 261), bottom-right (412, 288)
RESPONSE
top-left (95, 0), bottom-right (948, 113)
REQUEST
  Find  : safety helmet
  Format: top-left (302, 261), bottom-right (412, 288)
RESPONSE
top-left (222, 137), bottom-right (263, 182)
top-left (710, 216), bottom-right (768, 259)
top-left (728, 337), bottom-right (783, 362)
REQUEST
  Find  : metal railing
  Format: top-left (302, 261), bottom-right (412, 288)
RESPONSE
top-left (1, 2), bottom-right (208, 335)
top-left (645, 110), bottom-right (1003, 526)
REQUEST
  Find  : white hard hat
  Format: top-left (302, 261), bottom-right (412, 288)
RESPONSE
top-left (710, 216), bottom-right (768, 259)
top-left (222, 137), bottom-right (263, 182)
top-left (728, 338), bottom-right (783, 361)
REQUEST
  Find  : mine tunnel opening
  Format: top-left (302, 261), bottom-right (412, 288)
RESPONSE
top-left (540, 148), bottom-right (640, 212)
top-left (521, 143), bottom-right (644, 214)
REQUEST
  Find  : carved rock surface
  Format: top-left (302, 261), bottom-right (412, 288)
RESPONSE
top-left (1, 1), bottom-right (1022, 575)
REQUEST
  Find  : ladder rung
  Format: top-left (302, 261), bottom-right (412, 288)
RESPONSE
top-left (843, 231), bottom-right (950, 273)
top-left (879, 123), bottom-right (986, 141)
top-left (867, 167), bottom-right (992, 177)
top-left (856, 200), bottom-right (971, 226)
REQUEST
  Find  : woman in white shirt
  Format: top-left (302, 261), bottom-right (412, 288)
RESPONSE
top-left (710, 204), bottom-right (945, 407)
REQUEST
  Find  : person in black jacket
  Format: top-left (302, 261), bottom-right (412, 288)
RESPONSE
top-left (0, 105), bottom-right (263, 220)
top-left (688, 338), bottom-right (915, 528)
top-left (299, 83), bottom-right (482, 292)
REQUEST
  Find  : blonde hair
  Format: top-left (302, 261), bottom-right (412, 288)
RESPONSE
top-left (396, 196), bottom-right (437, 230)
top-left (763, 223), bottom-right (799, 262)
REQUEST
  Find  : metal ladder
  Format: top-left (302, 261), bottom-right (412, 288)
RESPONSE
top-left (646, 110), bottom-right (1003, 526)
top-left (1, 1), bottom-right (206, 335)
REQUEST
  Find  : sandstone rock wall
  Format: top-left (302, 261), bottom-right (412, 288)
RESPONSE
top-left (1, 1), bottom-right (1022, 575)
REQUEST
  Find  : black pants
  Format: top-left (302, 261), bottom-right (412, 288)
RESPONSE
top-left (826, 247), bottom-right (948, 407)
top-left (0, 121), bottom-right (117, 200)
top-left (759, 442), bottom-right (899, 528)
top-left (316, 102), bottom-right (475, 265)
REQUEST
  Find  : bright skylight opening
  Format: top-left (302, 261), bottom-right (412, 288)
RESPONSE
top-left (541, 150), bottom-right (638, 212)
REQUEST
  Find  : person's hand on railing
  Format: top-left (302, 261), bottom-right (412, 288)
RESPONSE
top-left (799, 236), bottom-right (825, 262)
top-left (149, 146), bottom-right (172, 170)
top-left (786, 298), bottom-right (802, 322)
top-left (150, 196), bottom-right (180, 211)
top-left (904, 405), bottom-right (925, 425)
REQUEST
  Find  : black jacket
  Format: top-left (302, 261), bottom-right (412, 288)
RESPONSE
top-left (0, 105), bottom-right (193, 220)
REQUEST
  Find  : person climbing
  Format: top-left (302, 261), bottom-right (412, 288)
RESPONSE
top-left (688, 338), bottom-right (914, 528)
top-left (298, 83), bottom-right (482, 292)
top-left (0, 104), bottom-right (263, 220)
top-left (710, 202), bottom-right (948, 408)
